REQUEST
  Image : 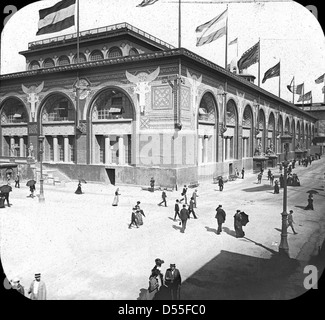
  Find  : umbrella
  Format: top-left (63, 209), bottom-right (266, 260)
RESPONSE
top-left (306, 190), bottom-right (318, 194)
top-left (0, 185), bottom-right (12, 193)
top-left (26, 180), bottom-right (36, 187)
top-left (240, 212), bottom-right (249, 226)
top-left (78, 179), bottom-right (87, 184)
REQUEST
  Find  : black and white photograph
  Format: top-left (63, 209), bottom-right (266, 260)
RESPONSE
top-left (0, 0), bottom-right (324, 305)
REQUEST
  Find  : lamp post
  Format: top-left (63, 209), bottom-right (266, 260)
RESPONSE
top-left (38, 135), bottom-right (45, 203)
top-left (279, 133), bottom-right (292, 256)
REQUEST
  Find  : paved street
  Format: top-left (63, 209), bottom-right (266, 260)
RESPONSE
top-left (1, 157), bottom-right (325, 300)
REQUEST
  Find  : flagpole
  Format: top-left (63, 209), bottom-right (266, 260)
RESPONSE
top-left (75, 0), bottom-right (80, 164)
top-left (292, 76), bottom-right (295, 104)
top-left (302, 82), bottom-right (304, 108)
top-left (178, 0), bottom-right (181, 48)
top-left (225, 4), bottom-right (228, 69)
top-left (278, 60), bottom-right (281, 98)
top-left (258, 38), bottom-right (261, 87)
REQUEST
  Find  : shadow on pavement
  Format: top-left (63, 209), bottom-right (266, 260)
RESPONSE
top-left (172, 225), bottom-right (182, 231)
top-left (205, 226), bottom-right (218, 234)
top-left (222, 227), bottom-right (236, 237)
top-left (242, 185), bottom-right (274, 192)
top-left (295, 205), bottom-right (306, 210)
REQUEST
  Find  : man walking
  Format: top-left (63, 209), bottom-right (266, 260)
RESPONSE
top-left (15, 174), bottom-right (20, 188)
top-left (192, 189), bottom-right (198, 208)
top-left (188, 197), bottom-right (198, 219)
top-left (218, 177), bottom-right (224, 191)
top-left (128, 207), bottom-right (139, 229)
top-left (179, 204), bottom-right (189, 233)
top-left (287, 210), bottom-right (297, 234)
top-left (158, 189), bottom-right (167, 207)
top-left (174, 199), bottom-right (180, 221)
top-left (180, 185), bottom-right (188, 204)
top-left (28, 273), bottom-right (46, 300)
top-left (164, 263), bottom-right (182, 300)
top-left (215, 205), bottom-right (226, 235)
top-left (241, 168), bottom-right (245, 179)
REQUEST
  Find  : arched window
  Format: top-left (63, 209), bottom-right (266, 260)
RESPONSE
top-left (58, 55), bottom-right (70, 66)
top-left (90, 50), bottom-right (104, 61)
top-left (43, 58), bottom-right (55, 68)
top-left (242, 106), bottom-right (253, 157)
top-left (29, 60), bottom-right (40, 70)
top-left (108, 47), bottom-right (122, 58)
top-left (73, 53), bottom-right (87, 64)
top-left (41, 95), bottom-right (75, 122)
top-left (1, 98), bottom-right (28, 124)
top-left (129, 48), bottom-right (138, 56)
top-left (225, 100), bottom-right (238, 160)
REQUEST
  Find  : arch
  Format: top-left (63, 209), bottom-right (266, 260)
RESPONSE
top-left (225, 99), bottom-right (238, 160)
top-left (58, 55), bottom-right (70, 66)
top-left (0, 97), bottom-right (29, 124)
top-left (242, 104), bottom-right (254, 157)
top-left (90, 49), bottom-right (104, 61)
top-left (277, 114), bottom-right (283, 153)
top-left (73, 52), bottom-right (87, 63)
top-left (257, 108), bottom-right (266, 152)
top-left (43, 58), bottom-right (55, 68)
top-left (291, 118), bottom-right (296, 150)
top-left (129, 48), bottom-right (139, 56)
top-left (284, 116), bottom-right (290, 134)
top-left (29, 60), bottom-right (40, 70)
top-left (267, 112), bottom-right (276, 152)
top-left (108, 47), bottom-right (122, 58)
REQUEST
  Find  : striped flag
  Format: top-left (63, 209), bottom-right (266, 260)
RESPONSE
top-left (36, 0), bottom-right (76, 36)
top-left (315, 73), bottom-right (325, 84)
top-left (262, 62), bottom-right (280, 83)
top-left (287, 78), bottom-right (304, 95)
top-left (229, 38), bottom-right (238, 46)
top-left (297, 91), bottom-right (312, 102)
top-left (237, 41), bottom-right (259, 71)
top-left (196, 9), bottom-right (227, 47)
top-left (136, 0), bottom-right (159, 7)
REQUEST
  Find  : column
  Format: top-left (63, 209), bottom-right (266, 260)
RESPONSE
top-left (203, 135), bottom-right (208, 163)
top-left (53, 135), bottom-right (58, 162)
top-left (198, 136), bottom-right (202, 165)
top-left (227, 137), bottom-right (231, 160)
top-left (63, 136), bottom-right (69, 163)
top-left (19, 136), bottom-right (24, 157)
top-left (10, 136), bottom-right (15, 157)
top-left (118, 135), bottom-right (125, 165)
top-left (104, 135), bottom-right (111, 164)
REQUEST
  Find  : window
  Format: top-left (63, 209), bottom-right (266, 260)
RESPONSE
top-left (108, 47), bottom-right (122, 58)
top-left (29, 61), bottom-right (40, 70)
top-left (58, 55), bottom-right (70, 66)
top-left (129, 48), bottom-right (138, 56)
top-left (90, 50), bottom-right (104, 61)
top-left (44, 58), bottom-right (55, 68)
top-left (73, 53), bottom-right (86, 63)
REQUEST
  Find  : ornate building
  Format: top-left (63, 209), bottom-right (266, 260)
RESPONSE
top-left (0, 23), bottom-right (317, 186)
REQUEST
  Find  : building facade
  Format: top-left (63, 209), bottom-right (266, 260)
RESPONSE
top-left (0, 23), bottom-right (317, 186)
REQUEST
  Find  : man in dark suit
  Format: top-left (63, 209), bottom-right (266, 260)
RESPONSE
top-left (158, 189), bottom-right (167, 207)
top-left (179, 205), bottom-right (189, 233)
top-left (215, 205), bottom-right (226, 234)
top-left (188, 197), bottom-right (198, 219)
top-left (174, 199), bottom-right (180, 221)
top-left (180, 185), bottom-right (188, 204)
top-left (164, 263), bottom-right (182, 300)
top-left (218, 177), bottom-right (224, 191)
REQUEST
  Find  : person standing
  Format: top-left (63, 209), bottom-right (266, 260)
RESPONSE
top-left (11, 277), bottom-right (24, 296)
top-left (112, 188), bottom-right (120, 206)
top-left (15, 174), bottom-right (20, 188)
top-left (279, 174), bottom-right (284, 188)
top-left (257, 173), bottom-right (262, 184)
top-left (188, 197), bottom-right (198, 219)
top-left (270, 174), bottom-right (275, 186)
top-left (128, 207), bottom-right (139, 229)
top-left (158, 189), bottom-right (167, 207)
top-left (192, 189), bottom-right (198, 208)
top-left (75, 181), bottom-right (82, 194)
top-left (267, 169), bottom-right (272, 180)
top-left (274, 180), bottom-right (280, 194)
top-left (135, 208), bottom-right (145, 226)
top-left (287, 210), bottom-right (297, 234)
top-left (305, 194), bottom-right (314, 210)
top-left (28, 273), bottom-right (46, 300)
top-left (180, 185), bottom-right (188, 204)
top-left (150, 177), bottom-right (155, 192)
top-left (29, 184), bottom-right (36, 198)
top-left (215, 205), bottom-right (226, 235)
top-left (241, 168), bottom-right (245, 179)
top-left (146, 269), bottom-right (162, 300)
top-left (174, 199), bottom-right (180, 221)
top-left (164, 263), bottom-right (182, 300)
top-left (152, 258), bottom-right (165, 286)
top-left (218, 177), bottom-right (224, 191)
top-left (179, 204), bottom-right (189, 233)
top-left (234, 210), bottom-right (245, 238)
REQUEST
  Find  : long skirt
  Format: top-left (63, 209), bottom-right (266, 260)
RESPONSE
top-left (234, 222), bottom-right (245, 238)
top-left (136, 212), bottom-right (143, 225)
top-left (112, 195), bottom-right (119, 206)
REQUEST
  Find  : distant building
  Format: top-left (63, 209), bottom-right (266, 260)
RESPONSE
top-left (0, 23), bottom-right (317, 186)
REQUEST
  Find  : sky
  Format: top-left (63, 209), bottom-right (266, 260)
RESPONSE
top-left (1, 0), bottom-right (324, 103)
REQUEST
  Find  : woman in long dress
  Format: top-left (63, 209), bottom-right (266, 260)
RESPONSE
top-left (234, 210), bottom-right (245, 238)
top-left (112, 188), bottom-right (120, 206)
top-left (75, 181), bottom-right (82, 194)
top-left (146, 269), bottom-right (162, 300)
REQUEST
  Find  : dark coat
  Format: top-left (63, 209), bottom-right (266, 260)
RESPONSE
top-left (179, 208), bottom-right (189, 220)
top-left (218, 179), bottom-right (224, 186)
top-left (215, 208), bottom-right (226, 224)
top-left (165, 268), bottom-right (181, 287)
top-left (174, 203), bottom-right (179, 212)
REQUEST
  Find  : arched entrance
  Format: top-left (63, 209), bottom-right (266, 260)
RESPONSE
top-left (197, 92), bottom-right (218, 165)
top-left (242, 105), bottom-right (253, 158)
top-left (267, 112), bottom-right (276, 152)
top-left (225, 99), bottom-right (238, 160)
top-left (39, 93), bottom-right (76, 162)
top-left (256, 109), bottom-right (266, 153)
top-left (277, 115), bottom-right (283, 153)
top-left (89, 87), bottom-right (135, 165)
top-left (0, 97), bottom-right (29, 157)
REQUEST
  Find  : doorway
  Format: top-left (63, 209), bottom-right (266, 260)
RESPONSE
top-left (228, 163), bottom-right (233, 176)
top-left (106, 168), bottom-right (115, 185)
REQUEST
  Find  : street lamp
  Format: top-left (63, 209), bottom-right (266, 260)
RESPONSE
top-left (38, 135), bottom-right (45, 202)
top-left (279, 132), bottom-right (292, 256)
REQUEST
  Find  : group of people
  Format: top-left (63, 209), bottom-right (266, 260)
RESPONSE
top-left (10, 273), bottom-right (46, 300)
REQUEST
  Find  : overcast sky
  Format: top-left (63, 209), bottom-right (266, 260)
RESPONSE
top-left (1, 0), bottom-right (324, 103)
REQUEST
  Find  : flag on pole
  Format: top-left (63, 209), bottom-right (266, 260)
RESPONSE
top-left (196, 9), bottom-right (228, 47)
top-left (297, 91), bottom-right (312, 102)
top-left (229, 38), bottom-right (238, 46)
top-left (315, 73), bottom-right (325, 84)
top-left (36, 0), bottom-right (76, 36)
top-left (237, 41), bottom-right (259, 71)
top-left (136, 0), bottom-right (159, 7)
top-left (287, 78), bottom-right (304, 95)
top-left (262, 62), bottom-right (280, 83)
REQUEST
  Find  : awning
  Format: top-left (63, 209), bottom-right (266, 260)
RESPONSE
top-left (0, 163), bottom-right (18, 169)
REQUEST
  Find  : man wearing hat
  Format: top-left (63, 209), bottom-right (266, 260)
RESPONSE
top-left (287, 210), bottom-right (297, 234)
top-left (28, 273), bottom-right (46, 300)
top-left (164, 263), bottom-right (181, 300)
top-left (179, 204), bottom-right (190, 233)
top-left (128, 207), bottom-right (139, 229)
top-left (215, 205), bottom-right (226, 235)
top-left (11, 277), bottom-right (25, 296)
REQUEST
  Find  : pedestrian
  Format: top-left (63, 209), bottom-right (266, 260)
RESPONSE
top-left (241, 168), bottom-right (245, 179)
top-left (112, 188), bottom-right (120, 206)
top-left (150, 177), bottom-right (155, 192)
top-left (270, 174), bottom-right (274, 186)
top-left (164, 263), bottom-right (182, 300)
top-left (2, 191), bottom-right (11, 207)
top-left (234, 210), bottom-right (245, 238)
top-left (152, 258), bottom-right (165, 285)
top-left (29, 184), bottom-right (36, 198)
top-left (174, 199), bottom-right (180, 221)
top-left (15, 174), bottom-right (20, 188)
top-left (279, 174), bottom-right (284, 188)
top-left (11, 277), bottom-right (24, 296)
top-left (235, 167), bottom-right (239, 177)
top-left (188, 197), bottom-right (198, 219)
top-left (267, 169), bottom-right (272, 180)
top-left (28, 273), bottom-right (46, 300)
top-left (180, 185), bottom-right (188, 204)
top-left (257, 173), bottom-right (262, 184)
top-left (179, 204), bottom-right (189, 233)
top-left (287, 210), bottom-right (297, 234)
top-left (146, 269), bottom-right (162, 300)
top-left (274, 180), bottom-right (280, 194)
top-left (75, 181), bottom-right (82, 194)
top-left (135, 208), bottom-right (145, 226)
top-left (215, 205), bottom-right (226, 235)
top-left (279, 163), bottom-right (283, 173)
top-left (128, 207), bottom-right (139, 228)
top-left (218, 177), bottom-right (224, 191)
top-left (304, 194), bottom-right (314, 210)
top-left (158, 189), bottom-right (167, 207)
top-left (192, 189), bottom-right (198, 208)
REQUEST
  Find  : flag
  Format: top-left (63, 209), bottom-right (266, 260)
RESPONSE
top-left (237, 41), bottom-right (259, 71)
top-left (229, 38), bottom-right (238, 46)
top-left (196, 9), bottom-right (227, 47)
top-left (136, 0), bottom-right (159, 7)
top-left (297, 91), bottom-right (312, 102)
top-left (262, 62), bottom-right (280, 83)
top-left (287, 78), bottom-right (304, 95)
top-left (37, 0), bottom-right (76, 36)
top-left (315, 73), bottom-right (325, 84)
